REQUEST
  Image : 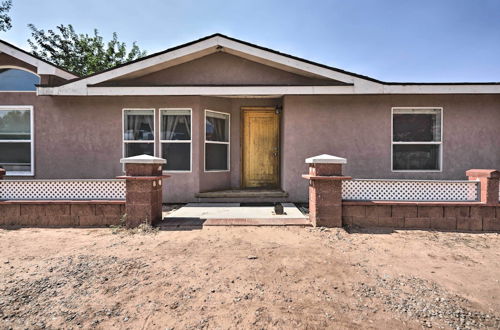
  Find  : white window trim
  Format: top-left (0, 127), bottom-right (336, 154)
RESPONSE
top-left (0, 66), bottom-right (40, 93)
top-left (0, 105), bottom-right (35, 176)
top-left (122, 108), bottom-right (156, 169)
top-left (204, 109), bottom-right (230, 172)
top-left (391, 107), bottom-right (443, 173)
top-left (159, 108), bottom-right (192, 173)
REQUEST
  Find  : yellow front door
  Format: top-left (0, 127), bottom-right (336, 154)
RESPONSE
top-left (242, 107), bottom-right (280, 188)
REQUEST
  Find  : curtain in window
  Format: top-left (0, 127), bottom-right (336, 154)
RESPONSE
top-left (206, 115), bottom-right (228, 142)
top-left (125, 110), bottom-right (154, 140)
top-left (162, 113), bottom-right (191, 140)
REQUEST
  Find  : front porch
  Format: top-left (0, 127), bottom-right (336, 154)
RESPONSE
top-left (159, 202), bottom-right (310, 229)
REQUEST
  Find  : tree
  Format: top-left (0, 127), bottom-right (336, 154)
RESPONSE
top-left (0, 0), bottom-right (12, 32)
top-left (27, 24), bottom-right (147, 76)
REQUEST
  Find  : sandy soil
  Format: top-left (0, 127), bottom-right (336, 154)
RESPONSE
top-left (0, 225), bottom-right (499, 329)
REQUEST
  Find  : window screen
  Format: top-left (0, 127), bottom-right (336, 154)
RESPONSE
top-left (392, 108), bottom-right (442, 171)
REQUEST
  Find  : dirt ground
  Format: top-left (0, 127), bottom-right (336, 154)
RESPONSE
top-left (0, 225), bottom-right (499, 330)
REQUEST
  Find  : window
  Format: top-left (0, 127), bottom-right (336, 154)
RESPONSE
top-left (392, 107), bottom-right (442, 171)
top-left (0, 68), bottom-right (40, 91)
top-left (0, 106), bottom-right (34, 175)
top-left (205, 110), bottom-right (230, 171)
top-left (160, 109), bottom-right (191, 172)
top-left (123, 109), bottom-right (155, 158)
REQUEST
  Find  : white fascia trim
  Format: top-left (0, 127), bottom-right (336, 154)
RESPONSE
top-left (0, 43), bottom-right (77, 80)
top-left (383, 84), bottom-right (500, 94)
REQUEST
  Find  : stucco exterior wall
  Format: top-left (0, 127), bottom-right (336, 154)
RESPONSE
top-left (1, 92), bottom-right (498, 203)
top-left (107, 53), bottom-right (338, 86)
top-left (282, 94), bottom-right (500, 201)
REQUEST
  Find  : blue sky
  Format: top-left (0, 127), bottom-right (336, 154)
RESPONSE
top-left (2, 0), bottom-right (500, 82)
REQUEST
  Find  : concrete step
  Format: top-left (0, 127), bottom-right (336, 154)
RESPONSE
top-left (195, 189), bottom-right (288, 199)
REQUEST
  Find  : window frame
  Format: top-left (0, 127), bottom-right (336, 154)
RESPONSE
top-left (122, 108), bottom-right (156, 163)
top-left (159, 108), bottom-right (192, 173)
top-left (0, 105), bottom-right (35, 176)
top-left (0, 66), bottom-right (40, 93)
top-left (391, 107), bottom-right (443, 173)
top-left (204, 109), bottom-right (231, 172)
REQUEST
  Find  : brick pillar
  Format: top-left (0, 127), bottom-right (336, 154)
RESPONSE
top-left (302, 154), bottom-right (351, 227)
top-left (466, 169), bottom-right (500, 205)
top-left (0, 168), bottom-right (5, 180)
top-left (118, 155), bottom-right (169, 228)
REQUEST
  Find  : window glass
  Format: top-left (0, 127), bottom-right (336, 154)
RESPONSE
top-left (0, 109), bottom-right (31, 139)
top-left (205, 144), bottom-right (228, 171)
top-left (0, 142), bottom-right (31, 172)
top-left (0, 107), bottom-right (32, 174)
top-left (392, 108), bottom-right (442, 171)
top-left (393, 109), bottom-right (441, 142)
top-left (205, 111), bottom-right (230, 171)
top-left (160, 109), bottom-right (192, 171)
top-left (124, 143), bottom-right (154, 158)
top-left (206, 112), bottom-right (229, 142)
top-left (161, 143), bottom-right (190, 171)
top-left (393, 144), bottom-right (440, 170)
top-left (0, 68), bottom-right (40, 91)
top-left (124, 110), bottom-right (154, 140)
top-left (161, 110), bottom-right (191, 140)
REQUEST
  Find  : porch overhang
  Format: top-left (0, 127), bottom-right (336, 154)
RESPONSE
top-left (37, 85), bottom-right (355, 96)
top-left (37, 83), bottom-right (500, 96)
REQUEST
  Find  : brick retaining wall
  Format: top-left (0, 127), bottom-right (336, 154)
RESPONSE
top-left (0, 200), bottom-right (124, 227)
top-left (342, 201), bottom-right (500, 231)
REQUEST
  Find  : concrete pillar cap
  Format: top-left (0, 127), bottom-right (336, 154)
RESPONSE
top-left (305, 154), bottom-right (347, 164)
top-left (120, 154), bottom-right (166, 164)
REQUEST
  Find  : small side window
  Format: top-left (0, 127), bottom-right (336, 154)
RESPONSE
top-left (205, 110), bottom-right (230, 171)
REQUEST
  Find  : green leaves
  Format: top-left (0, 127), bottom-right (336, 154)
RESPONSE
top-left (0, 0), bottom-right (12, 32)
top-left (27, 24), bottom-right (147, 76)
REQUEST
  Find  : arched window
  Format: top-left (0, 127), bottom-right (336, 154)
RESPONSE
top-left (0, 68), bottom-right (40, 91)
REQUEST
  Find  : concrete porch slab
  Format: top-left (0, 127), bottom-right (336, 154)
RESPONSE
top-left (160, 203), bottom-right (310, 227)
top-left (195, 189), bottom-right (288, 198)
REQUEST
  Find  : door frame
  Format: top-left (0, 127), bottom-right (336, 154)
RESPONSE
top-left (240, 106), bottom-right (281, 189)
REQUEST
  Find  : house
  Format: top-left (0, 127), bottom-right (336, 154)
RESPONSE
top-left (1, 33), bottom-right (499, 203)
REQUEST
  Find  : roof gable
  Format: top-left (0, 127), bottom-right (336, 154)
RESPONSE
top-left (99, 52), bottom-right (347, 87)
top-left (37, 33), bottom-right (500, 96)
